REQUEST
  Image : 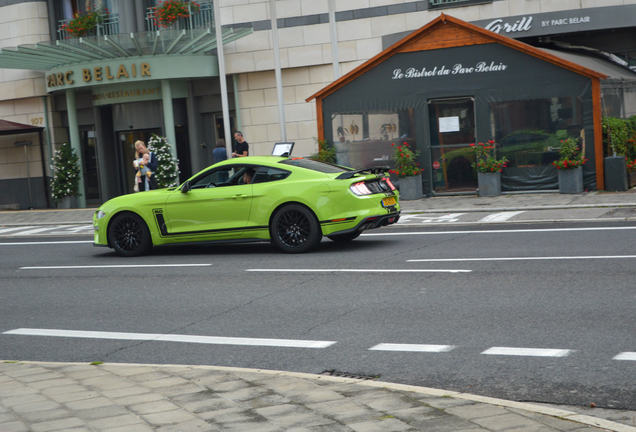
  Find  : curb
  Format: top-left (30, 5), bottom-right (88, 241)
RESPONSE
top-left (8, 361), bottom-right (636, 432)
top-left (400, 203), bottom-right (636, 213)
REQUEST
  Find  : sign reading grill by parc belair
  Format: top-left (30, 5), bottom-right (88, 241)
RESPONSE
top-left (392, 61), bottom-right (508, 80)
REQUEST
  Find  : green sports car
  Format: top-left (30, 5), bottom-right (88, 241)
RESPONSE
top-left (93, 156), bottom-right (401, 256)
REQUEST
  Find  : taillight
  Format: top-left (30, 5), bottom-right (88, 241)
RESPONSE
top-left (350, 181), bottom-right (372, 195)
top-left (383, 177), bottom-right (396, 190)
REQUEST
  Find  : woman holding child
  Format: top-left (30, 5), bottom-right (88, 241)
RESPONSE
top-left (133, 140), bottom-right (158, 192)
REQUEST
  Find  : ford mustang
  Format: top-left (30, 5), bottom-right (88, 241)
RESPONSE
top-left (93, 156), bottom-right (400, 256)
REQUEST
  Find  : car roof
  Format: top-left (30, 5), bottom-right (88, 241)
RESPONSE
top-left (215, 156), bottom-right (288, 166)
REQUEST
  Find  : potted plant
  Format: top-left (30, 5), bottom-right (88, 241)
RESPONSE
top-left (50, 142), bottom-right (82, 208)
top-left (154, 0), bottom-right (201, 28)
top-left (469, 140), bottom-right (508, 197)
top-left (310, 139), bottom-right (336, 164)
top-left (336, 126), bottom-right (348, 143)
top-left (553, 137), bottom-right (587, 194)
top-left (147, 134), bottom-right (180, 188)
top-left (60, 7), bottom-right (108, 38)
top-left (389, 141), bottom-right (424, 200)
top-left (627, 158), bottom-right (636, 188)
top-left (602, 116), bottom-right (633, 191)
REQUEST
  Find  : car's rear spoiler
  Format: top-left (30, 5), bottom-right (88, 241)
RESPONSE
top-left (335, 166), bottom-right (389, 180)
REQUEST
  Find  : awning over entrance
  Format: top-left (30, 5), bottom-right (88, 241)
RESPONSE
top-left (0, 27), bottom-right (252, 71)
top-left (0, 119), bottom-right (44, 135)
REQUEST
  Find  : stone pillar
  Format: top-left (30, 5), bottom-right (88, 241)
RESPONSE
top-left (161, 80), bottom-right (178, 161)
top-left (65, 89), bottom-right (87, 208)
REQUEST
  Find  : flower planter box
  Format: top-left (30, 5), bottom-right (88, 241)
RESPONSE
top-left (558, 166), bottom-right (584, 194)
top-left (398, 173), bottom-right (423, 200)
top-left (477, 172), bottom-right (501, 197)
top-left (56, 195), bottom-right (77, 209)
top-left (604, 156), bottom-right (628, 191)
top-left (629, 171), bottom-right (636, 188)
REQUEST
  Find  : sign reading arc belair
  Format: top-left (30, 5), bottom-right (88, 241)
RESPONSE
top-left (45, 55), bottom-right (219, 92)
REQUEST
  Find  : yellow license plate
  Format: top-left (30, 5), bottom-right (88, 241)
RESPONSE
top-left (382, 196), bottom-right (397, 207)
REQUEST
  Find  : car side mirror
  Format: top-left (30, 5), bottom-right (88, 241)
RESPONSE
top-left (181, 180), bottom-right (191, 193)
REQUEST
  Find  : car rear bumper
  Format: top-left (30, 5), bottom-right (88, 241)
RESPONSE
top-left (328, 212), bottom-right (400, 236)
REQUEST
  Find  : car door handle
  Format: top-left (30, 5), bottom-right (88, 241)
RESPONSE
top-left (231, 194), bottom-right (248, 199)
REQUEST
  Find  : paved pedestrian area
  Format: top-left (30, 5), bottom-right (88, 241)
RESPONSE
top-left (1, 361), bottom-right (635, 432)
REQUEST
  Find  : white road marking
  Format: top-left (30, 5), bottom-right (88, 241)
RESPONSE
top-left (482, 347), bottom-right (572, 357)
top-left (2, 328), bottom-right (336, 349)
top-left (50, 225), bottom-right (94, 234)
top-left (20, 264), bottom-right (212, 270)
top-left (246, 269), bottom-right (471, 273)
top-left (363, 226), bottom-right (636, 236)
top-left (407, 255), bottom-right (636, 263)
top-left (369, 343), bottom-right (455, 352)
top-left (10, 226), bottom-right (66, 236)
top-left (0, 226), bottom-right (37, 234)
top-left (398, 213), bottom-right (466, 224)
top-left (0, 240), bottom-right (93, 246)
top-left (613, 352), bottom-right (636, 361)
top-left (477, 211), bottom-right (525, 223)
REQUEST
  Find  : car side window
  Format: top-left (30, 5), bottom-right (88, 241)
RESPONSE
top-left (190, 166), bottom-right (236, 189)
top-left (252, 167), bottom-right (291, 184)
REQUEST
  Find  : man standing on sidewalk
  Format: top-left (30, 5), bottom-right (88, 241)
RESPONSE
top-left (232, 131), bottom-right (249, 158)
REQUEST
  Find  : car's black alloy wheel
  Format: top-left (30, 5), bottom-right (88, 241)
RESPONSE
top-left (271, 204), bottom-right (321, 253)
top-left (108, 212), bottom-right (152, 257)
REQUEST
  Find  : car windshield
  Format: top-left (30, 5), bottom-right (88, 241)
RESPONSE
top-left (279, 158), bottom-right (351, 173)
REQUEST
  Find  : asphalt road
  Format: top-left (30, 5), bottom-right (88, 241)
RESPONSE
top-left (1, 221), bottom-right (635, 410)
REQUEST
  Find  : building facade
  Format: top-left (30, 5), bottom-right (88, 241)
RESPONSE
top-left (1, 0), bottom-right (635, 208)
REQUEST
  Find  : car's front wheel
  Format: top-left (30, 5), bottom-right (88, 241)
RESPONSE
top-left (270, 204), bottom-right (321, 253)
top-left (108, 212), bottom-right (152, 257)
top-left (327, 231), bottom-right (361, 242)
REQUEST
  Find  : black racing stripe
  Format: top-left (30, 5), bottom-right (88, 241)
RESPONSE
top-left (153, 210), bottom-right (268, 238)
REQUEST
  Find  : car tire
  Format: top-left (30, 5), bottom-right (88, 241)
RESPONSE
top-left (327, 231), bottom-right (361, 242)
top-left (108, 212), bottom-right (152, 257)
top-left (270, 204), bottom-right (321, 253)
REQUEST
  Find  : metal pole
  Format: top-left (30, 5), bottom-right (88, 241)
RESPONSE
top-left (328, 0), bottom-right (340, 80)
top-left (270, 0), bottom-right (286, 142)
top-left (24, 145), bottom-right (33, 208)
top-left (213, 0), bottom-right (233, 159)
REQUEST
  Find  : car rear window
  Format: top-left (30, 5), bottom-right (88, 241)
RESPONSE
top-left (279, 158), bottom-right (351, 173)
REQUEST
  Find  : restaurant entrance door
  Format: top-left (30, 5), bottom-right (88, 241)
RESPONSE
top-left (428, 97), bottom-right (477, 194)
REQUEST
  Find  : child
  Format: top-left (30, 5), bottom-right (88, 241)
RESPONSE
top-left (134, 153), bottom-right (153, 191)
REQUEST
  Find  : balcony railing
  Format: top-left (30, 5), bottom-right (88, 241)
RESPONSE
top-left (57, 13), bottom-right (120, 40)
top-left (146, 1), bottom-right (214, 32)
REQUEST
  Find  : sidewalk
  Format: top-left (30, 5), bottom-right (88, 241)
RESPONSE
top-left (0, 191), bottom-right (635, 226)
top-left (1, 361), bottom-right (635, 432)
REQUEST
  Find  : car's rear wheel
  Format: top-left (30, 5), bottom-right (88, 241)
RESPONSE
top-left (327, 231), bottom-right (361, 242)
top-left (271, 204), bottom-right (321, 253)
top-left (108, 212), bottom-right (152, 257)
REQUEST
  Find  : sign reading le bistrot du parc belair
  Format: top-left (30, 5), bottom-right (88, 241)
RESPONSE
top-left (392, 61), bottom-right (508, 79)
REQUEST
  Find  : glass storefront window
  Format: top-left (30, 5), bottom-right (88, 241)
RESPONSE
top-left (490, 97), bottom-right (584, 169)
top-left (330, 109), bottom-right (417, 170)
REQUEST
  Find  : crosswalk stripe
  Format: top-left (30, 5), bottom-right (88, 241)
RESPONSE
top-left (10, 226), bottom-right (66, 236)
top-left (482, 347), bottom-right (572, 357)
top-left (0, 226), bottom-right (37, 234)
